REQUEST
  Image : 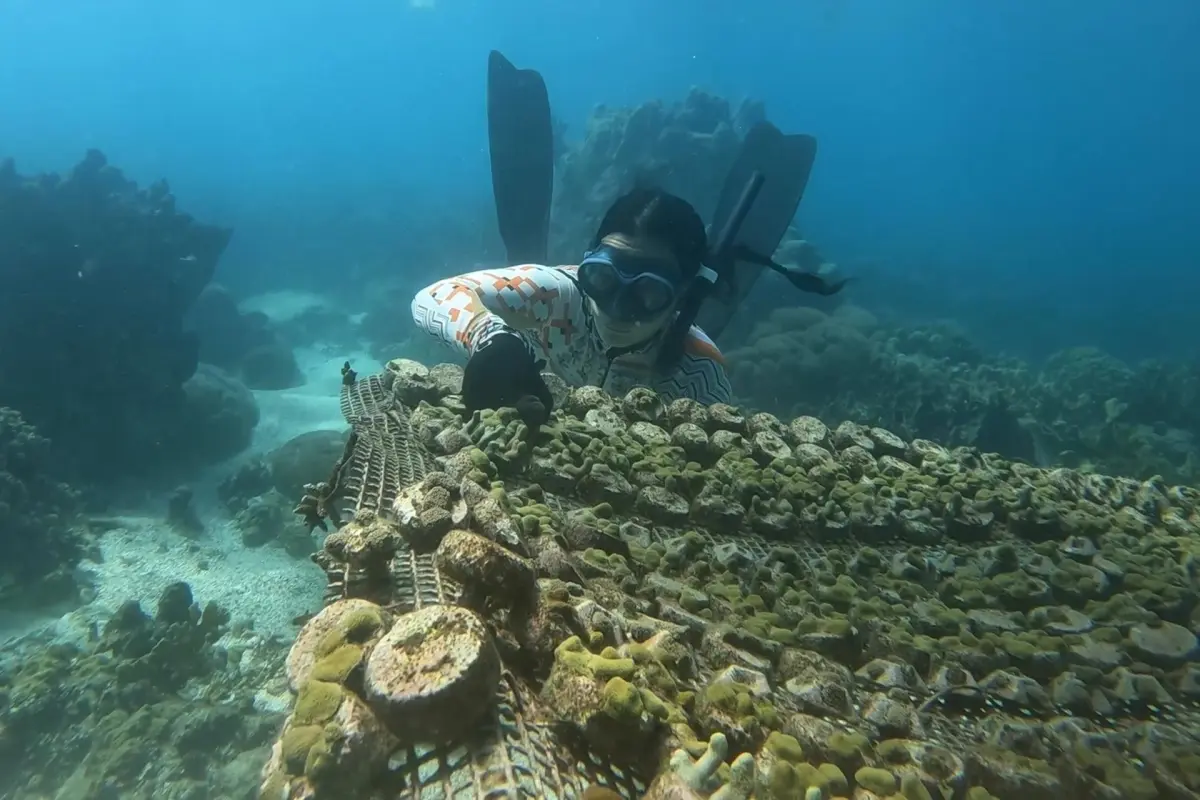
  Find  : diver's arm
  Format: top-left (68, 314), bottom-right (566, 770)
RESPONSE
top-left (662, 328), bottom-right (733, 405)
top-left (410, 264), bottom-right (577, 357)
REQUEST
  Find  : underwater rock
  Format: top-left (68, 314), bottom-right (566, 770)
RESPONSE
top-left (188, 284), bottom-right (280, 367)
top-left (435, 528), bottom-right (538, 613)
top-left (778, 649), bottom-right (856, 718)
top-left (216, 456), bottom-right (274, 513)
top-left (322, 511), bottom-right (404, 570)
top-left (235, 489), bottom-right (314, 556)
top-left (175, 364), bottom-right (260, 465)
top-left (166, 485), bottom-right (204, 537)
top-left (98, 582), bottom-right (230, 695)
top-left (551, 89), bottom-right (743, 263)
top-left (238, 342), bottom-right (304, 390)
top-left (386, 358), bottom-right (445, 407)
top-left (0, 585), bottom-right (275, 800)
top-left (268, 428), bottom-right (350, 499)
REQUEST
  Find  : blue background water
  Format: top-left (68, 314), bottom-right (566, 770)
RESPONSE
top-left (2, 0), bottom-right (1196, 362)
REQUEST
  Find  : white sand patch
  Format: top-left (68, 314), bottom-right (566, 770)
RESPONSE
top-left (0, 342), bottom-right (383, 648)
top-left (1, 508), bottom-right (326, 648)
top-left (248, 345), bottom-right (384, 456)
top-left (83, 514), bottom-right (325, 639)
top-left (239, 289), bottom-right (335, 322)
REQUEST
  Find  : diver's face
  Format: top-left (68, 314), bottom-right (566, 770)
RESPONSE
top-left (577, 239), bottom-right (683, 348)
top-left (585, 297), bottom-right (675, 349)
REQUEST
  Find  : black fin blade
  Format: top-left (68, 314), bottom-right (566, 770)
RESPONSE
top-left (487, 50), bottom-right (554, 265)
top-left (695, 122), bottom-right (818, 341)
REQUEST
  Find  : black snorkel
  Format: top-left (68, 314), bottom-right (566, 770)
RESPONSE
top-left (656, 172), bottom-right (766, 372)
top-left (655, 176), bottom-right (850, 373)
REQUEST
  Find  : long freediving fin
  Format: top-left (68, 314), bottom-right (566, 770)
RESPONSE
top-left (487, 50), bottom-right (554, 264)
top-left (693, 122), bottom-right (818, 342)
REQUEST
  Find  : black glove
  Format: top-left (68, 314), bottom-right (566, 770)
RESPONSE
top-left (462, 332), bottom-right (553, 424)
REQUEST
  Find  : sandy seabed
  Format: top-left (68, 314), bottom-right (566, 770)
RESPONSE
top-left (0, 290), bottom-right (386, 652)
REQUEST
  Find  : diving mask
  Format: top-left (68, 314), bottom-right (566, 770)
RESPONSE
top-left (576, 245), bottom-right (682, 324)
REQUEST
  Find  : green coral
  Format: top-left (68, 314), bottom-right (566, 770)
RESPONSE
top-left (293, 679), bottom-right (343, 726)
top-left (701, 679), bottom-right (781, 732)
top-left (765, 763), bottom-right (805, 798)
top-left (280, 724), bottom-right (322, 773)
top-left (764, 731), bottom-right (805, 763)
top-left (600, 676), bottom-right (643, 720)
top-left (965, 789), bottom-right (1000, 800)
top-left (1071, 740), bottom-right (1158, 800)
top-left (901, 772), bottom-right (935, 800)
top-left (638, 687), bottom-right (671, 721)
top-left (817, 763), bottom-right (848, 794)
top-left (466, 408), bottom-right (535, 470)
top-left (854, 765), bottom-right (898, 795)
top-left (314, 605), bottom-right (384, 659)
top-left (826, 730), bottom-right (869, 764)
top-left (309, 644), bottom-right (363, 683)
top-left (554, 636), bottom-right (636, 681)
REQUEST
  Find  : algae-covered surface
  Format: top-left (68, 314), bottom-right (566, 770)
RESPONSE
top-left (256, 358), bottom-right (1200, 800)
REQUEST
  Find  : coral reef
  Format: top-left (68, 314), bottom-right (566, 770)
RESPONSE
top-left (0, 407), bottom-right (84, 604)
top-left (0, 582), bottom-right (282, 799)
top-left (0, 151), bottom-right (250, 478)
top-left (725, 306), bottom-right (1200, 484)
top-left (266, 357), bottom-right (1200, 799)
top-left (551, 89), bottom-right (750, 260)
top-left (548, 90), bottom-right (835, 290)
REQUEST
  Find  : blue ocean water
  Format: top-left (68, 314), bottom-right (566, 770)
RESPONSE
top-left (2, 0), bottom-right (1196, 361)
top-left (5, 5), bottom-right (1200, 799)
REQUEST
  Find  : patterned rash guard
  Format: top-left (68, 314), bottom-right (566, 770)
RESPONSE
top-left (411, 264), bottom-right (732, 405)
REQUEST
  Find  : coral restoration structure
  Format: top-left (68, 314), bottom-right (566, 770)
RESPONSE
top-left (262, 358), bottom-right (1200, 799)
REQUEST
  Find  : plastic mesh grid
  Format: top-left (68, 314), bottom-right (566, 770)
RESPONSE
top-left (315, 376), bottom-right (641, 798)
top-left (316, 380), bottom-right (1200, 792)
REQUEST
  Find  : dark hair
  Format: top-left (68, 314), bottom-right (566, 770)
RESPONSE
top-left (590, 188), bottom-right (708, 277)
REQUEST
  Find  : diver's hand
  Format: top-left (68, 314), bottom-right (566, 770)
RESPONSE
top-left (463, 332), bottom-right (553, 423)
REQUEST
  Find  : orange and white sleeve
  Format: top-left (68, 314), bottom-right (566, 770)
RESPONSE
top-left (410, 264), bottom-right (580, 358)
